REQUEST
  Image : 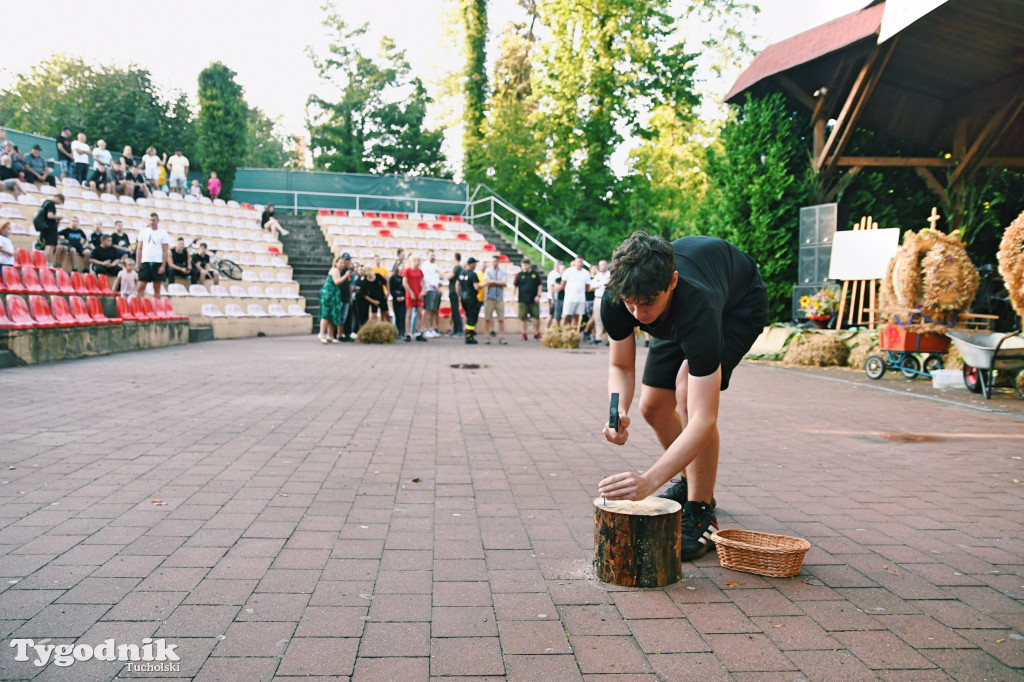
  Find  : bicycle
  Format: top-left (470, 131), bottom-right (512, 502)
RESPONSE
top-left (188, 239), bottom-right (243, 280)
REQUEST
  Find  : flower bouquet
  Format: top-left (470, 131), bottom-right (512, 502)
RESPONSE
top-left (800, 286), bottom-right (840, 328)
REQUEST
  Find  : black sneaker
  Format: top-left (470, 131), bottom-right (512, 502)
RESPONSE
top-left (680, 501), bottom-right (718, 561)
top-left (415, 334), bottom-right (427, 342)
top-left (404, 335), bottom-right (412, 342)
top-left (658, 478), bottom-right (716, 509)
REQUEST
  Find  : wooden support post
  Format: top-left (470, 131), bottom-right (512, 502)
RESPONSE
top-left (594, 497), bottom-right (682, 587)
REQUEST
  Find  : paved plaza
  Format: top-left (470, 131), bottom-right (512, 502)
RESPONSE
top-left (1, 335), bottom-right (1022, 681)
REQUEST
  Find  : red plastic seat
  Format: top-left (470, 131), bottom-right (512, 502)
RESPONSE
top-left (54, 269), bottom-right (76, 294)
top-left (83, 273), bottom-right (104, 295)
top-left (455, 233), bottom-right (469, 241)
top-left (49, 296), bottom-right (78, 327)
top-left (417, 222), bottom-right (429, 230)
top-left (88, 295), bottom-right (122, 324)
top-left (333, 210), bottom-right (348, 217)
top-left (395, 213), bottom-right (408, 220)
top-left (4, 296), bottom-right (36, 329)
top-left (241, 202), bottom-right (253, 209)
top-left (21, 267), bottom-right (44, 293)
top-left (94, 273), bottom-right (114, 296)
top-left (378, 229), bottom-right (392, 237)
top-left (380, 212), bottom-right (393, 219)
top-left (438, 215), bottom-right (450, 222)
top-left (150, 298), bottom-right (172, 320)
top-left (28, 295), bottom-right (59, 328)
top-left (431, 223), bottom-right (444, 230)
top-left (2, 267), bottom-right (27, 293)
top-left (15, 249), bottom-right (31, 269)
top-left (317, 209), bottom-right (330, 215)
top-left (451, 215), bottom-right (465, 223)
top-left (31, 251), bottom-right (48, 269)
top-left (70, 271), bottom-right (88, 294)
top-left (138, 297), bottom-right (161, 321)
top-left (115, 296), bottom-right (137, 321)
top-left (370, 220), bottom-right (384, 228)
top-left (38, 268), bottom-right (60, 293)
top-left (498, 253), bottom-right (510, 262)
top-left (267, 246), bottom-right (281, 254)
top-left (67, 296), bottom-right (95, 326)
top-left (482, 243), bottom-right (497, 252)
top-left (162, 298), bottom-right (188, 320)
top-left (364, 211), bottom-right (378, 218)
top-left (386, 221), bottom-right (398, 228)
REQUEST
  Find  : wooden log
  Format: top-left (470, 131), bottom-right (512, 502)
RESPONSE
top-left (593, 497), bottom-right (682, 587)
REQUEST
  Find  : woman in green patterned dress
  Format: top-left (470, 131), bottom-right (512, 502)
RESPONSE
top-left (318, 254), bottom-right (352, 343)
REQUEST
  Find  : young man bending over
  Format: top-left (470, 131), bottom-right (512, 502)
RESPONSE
top-left (597, 231), bottom-right (768, 561)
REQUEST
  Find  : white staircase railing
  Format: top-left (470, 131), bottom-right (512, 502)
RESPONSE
top-left (464, 184), bottom-right (580, 267)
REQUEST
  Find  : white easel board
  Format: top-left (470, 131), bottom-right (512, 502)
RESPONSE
top-left (828, 228), bottom-right (900, 281)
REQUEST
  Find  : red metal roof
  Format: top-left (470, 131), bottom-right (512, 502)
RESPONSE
top-left (724, 2), bottom-right (886, 103)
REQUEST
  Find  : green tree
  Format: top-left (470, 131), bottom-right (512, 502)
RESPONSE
top-left (307, 2), bottom-right (450, 176)
top-left (460, 0), bottom-right (489, 182)
top-left (244, 107), bottom-right (291, 168)
top-left (196, 62), bottom-right (248, 199)
top-left (0, 53), bottom-right (191, 155)
top-left (701, 92), bottom-right (814, 321)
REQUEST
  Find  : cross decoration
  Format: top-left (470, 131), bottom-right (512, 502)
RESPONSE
top-left (926, 207), bottom-right (941, 231)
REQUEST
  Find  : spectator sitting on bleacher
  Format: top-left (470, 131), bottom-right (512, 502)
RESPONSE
top-left (3, 142), bottom-right (24, 175)
top-left (0, 221), bottom-right (15, 273)
top-left (87, 139), bottom-right (112, 192)
top-left (135, 212), bottom-right (170, 299)
top-left (71, 133), bottom-right (91, 184)
top-left (23, 145), bottom-right (56, 187)
top-left (113, 259), bottom-right (137, 298)
top-left (56, 126), bottom-right (74, 179)
top-left (111, 220), bottom-right (134, 260)
top-left (141, 146), bottom-right (165, 192)
top-left (111, 159), bottom-right (134, 198)
top-left (260, 203), bottom-right (289, 238)
top-left (59, 215), bottom-right (92, 272)
top-left (166, 148), bottom-right (189, 194)
top-left (191, 242), bottom-right (219, 285)
top-left (166, 237), bottom-right (191, 283)
top-left (0, 154), bottom-right (28, 198)
top-left (33, 193), bottom-right (65, 267)
top-left (130, 163), bottom-right (149, 199)
top-left (207, 171), bottom-right (221, 201)
top-left (90, 233), bottom-right (123, 278)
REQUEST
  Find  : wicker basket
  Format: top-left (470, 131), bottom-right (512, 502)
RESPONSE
top-left (711, 528), bottom-right (810, 578)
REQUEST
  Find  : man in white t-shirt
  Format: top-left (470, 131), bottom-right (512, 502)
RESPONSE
top-left (70, 133), bottom-right (91, 184)
top-left (591, 259), bottom-right (611, 344)
top-left (559, 257), bottom-right (591, 329)
top-left (87, 139), bottom-right (112, 193)
top-left (135, 213), bottom-right (171, 299)
top-left (166, 149), bottom-right (189, 194)
top-left (420, 249), bottom-right (442, 337)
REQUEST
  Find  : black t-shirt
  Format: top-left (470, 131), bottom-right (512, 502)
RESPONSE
top-left (58, 227), bottom-right (88, 247)
top-left (389, 273), bottom-right (405, 300)
top-left (514, 269), bottom-right (541, 301)
top-left (193, 252), bottom-right (211, 269)
top-left (456, 269), bottom-right (479, 299)
top-left (601, 236), bottom-right (765, 378)
top-left (35, 200), bottom-right (58, 232)
top-left (57, 135), bottom-right (73, 161)
top-left (336, 266), bottom-right (351, 297)
top-left (170, 247), bottom-right (189, 269)
top-left (0, 165), bottom-right (18, 181)
top-left (92, 245), bottom-right (121, 263)
top-left (449, 264), bottom-right (462, 295)
top-left (359, 275), bottom-right (386, 304)
top-left (111, 232), bottom-right (131, 250)
top-left (555, 274), bottom-right (565, 301)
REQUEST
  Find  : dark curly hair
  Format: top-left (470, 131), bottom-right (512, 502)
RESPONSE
top-left (605, 231), bottom-right (675, 303)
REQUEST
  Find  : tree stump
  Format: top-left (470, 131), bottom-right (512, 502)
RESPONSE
top-left (593, 497), bottom-right (682, 587)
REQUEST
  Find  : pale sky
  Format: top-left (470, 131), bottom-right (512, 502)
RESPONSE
top-left (2, 0), bottom-right (867, 169)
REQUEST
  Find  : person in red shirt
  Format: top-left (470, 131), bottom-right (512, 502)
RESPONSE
top-left (402, 255), bottom-right (427, 342)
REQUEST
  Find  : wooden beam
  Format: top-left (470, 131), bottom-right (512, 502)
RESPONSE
top-left (772, 74), bottom-right (815, 111)
top-left (821, 38), bottom-right (898, 175)
top-left (837, 156), bottom-right (951, 167)
top-left (815, 52), bottom-right (878, 171)
top-left (914, 167), bottom-right (949, 206)
top-left (823, 166), bottom-right (862, 203)
top-left (945, 70), bottom-right (1024, 121)
top-left (950, 90), bottom-right (1024, 187)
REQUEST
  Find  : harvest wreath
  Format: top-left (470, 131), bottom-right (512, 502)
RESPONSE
top-left (997, 210), bottom-right (1024, 321)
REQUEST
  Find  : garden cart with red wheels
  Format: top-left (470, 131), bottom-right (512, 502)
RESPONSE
top-left (864, 322), bottom-right (948, 381)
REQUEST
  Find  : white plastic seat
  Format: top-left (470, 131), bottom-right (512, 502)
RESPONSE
top-left (228, 285), bottom-right (248, 297)
top-left (17, 194), bottom-right (40, 206)
top-left (100, 193), bottom-right (117, 203)
top-left (247, 304), bottom-right (269, 317)
top-left (200, 303), bottom-right (224, 317)
top-left (0, 206), bottom-right (22, 217)
top-left (270, 257), bottom-right (285, 267)
top-left (260, 272), bottom-right (276, 283)
top-left (267, 304), bottom-right (287, 317)
top-left (189, 284), bottom-right (210, 296)
top-left (276, 272), bottom-right (293, 283)
top-left (209, 285), bottom-right (229, 296)
top-left (287, 304), bottom-right (310, 317)
top-left (242, 271), bottom-right (259, 282)
top-left (166, 283), bottom-right (189, 296)
top-left (61, 177), bottom-right (81, 187)
top-left (227, 200), bottom-right (240, 208)
top-left (214, 198), bottom-right (227, 207)
top-left (39, 184), bottom-right (57, 196)
top-left (224, 304), bottom-right (247, 317)
top-left (247, 285), bottom-right (264, 297)
top-left (263, 286), bottom-right (281, 298)
top-left (281, 287), bottom-right (300, 298)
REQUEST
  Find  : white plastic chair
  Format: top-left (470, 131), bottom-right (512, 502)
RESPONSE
top-left (288, 304), bottom-right (311, 317)
top-left (229, 285), bottom-right (248, 297)
top-left (263, 286), bottom-right (281, 298)
top-left (242, 271), bottom-right (259, 282)
top-left (225, 304), bottom-right (247, 317)
top-left (209, 285), bottom-right (229, 296)
top-left (189, 284), bottom-right (210, 297)
top-left (268, 304), bottom-right (287, 317)
top-left (247, 304), bottom-right (269, 317)
top-left (166, 283), bottom-right (189, 296)
top-left (200, 303), bottom-right (224, 317)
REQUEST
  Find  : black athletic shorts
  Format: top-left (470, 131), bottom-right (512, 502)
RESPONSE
top-left (137, 261), bottom-right (164, 283)
top-left (38, 227), bottom-right (58, 247)
top-left (642, 285), bottom-right (769, 392)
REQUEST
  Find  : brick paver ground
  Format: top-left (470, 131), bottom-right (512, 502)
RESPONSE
top-left (1, 335), bottom-right (1022, 681)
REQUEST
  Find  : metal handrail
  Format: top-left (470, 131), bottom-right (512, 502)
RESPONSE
top-left (231, 187), bottom-right (468, 216)
top-left (463, 184), bottom-right (579, 267)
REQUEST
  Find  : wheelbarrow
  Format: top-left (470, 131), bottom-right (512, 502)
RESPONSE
top-left (864, 322), bottom-right (948, 381)
top-left (946, 329), bottom-right (1024, 400)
